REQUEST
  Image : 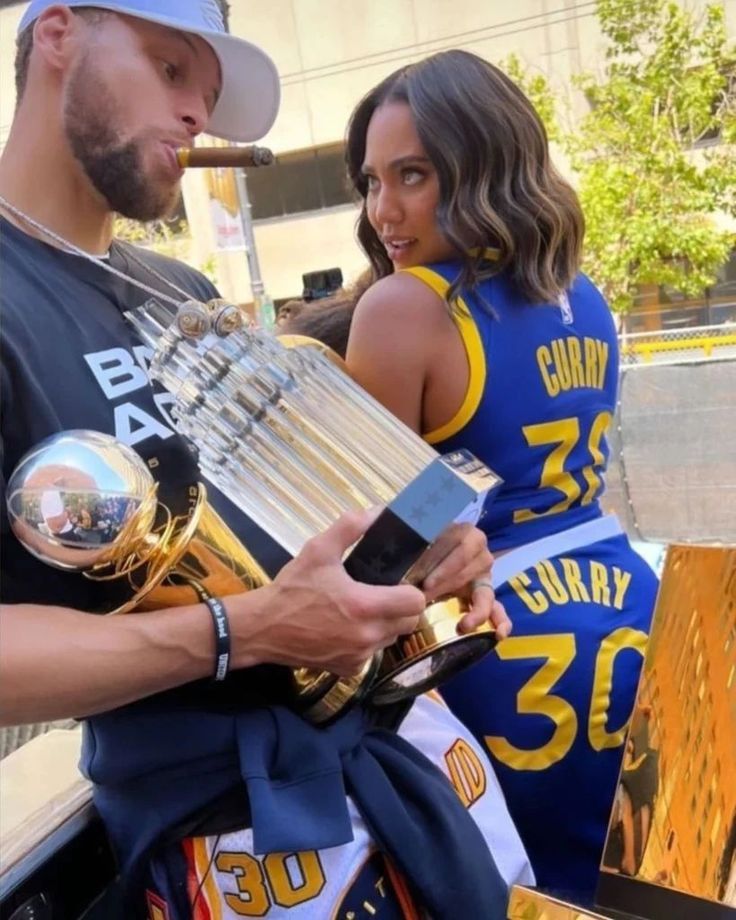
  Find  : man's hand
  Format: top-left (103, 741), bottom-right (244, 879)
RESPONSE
top-left (421, 523), bottom-right (512, 640)
top-left (230, 509), bottom-right (426, 676)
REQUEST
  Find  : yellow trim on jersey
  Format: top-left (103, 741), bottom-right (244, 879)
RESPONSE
top-left (469, 246), bottom-right (501, 262)
top-left (424, 689), bottom-right (448, 707)
top-left (400, 266), bottom-right (486, 445)
top-left (193, 837), bottom-right (223, 920)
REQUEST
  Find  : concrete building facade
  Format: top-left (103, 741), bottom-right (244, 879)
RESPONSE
top-left (1, 0), bottom-right (734, 306)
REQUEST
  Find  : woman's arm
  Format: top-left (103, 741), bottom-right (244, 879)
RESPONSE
top-left (346, 273), bottom-right (448, 433)
top-left (346, 273), bottom-right (510, 639)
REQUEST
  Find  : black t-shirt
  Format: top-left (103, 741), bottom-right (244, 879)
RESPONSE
top-left (0, 216), bottom-right (287, 612)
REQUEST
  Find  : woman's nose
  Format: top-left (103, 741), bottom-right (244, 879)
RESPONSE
top-left (373, 184), bottom-right (403, 226)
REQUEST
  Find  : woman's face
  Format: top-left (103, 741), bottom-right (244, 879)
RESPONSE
top-left (361, 102), bottom-right (457, 269)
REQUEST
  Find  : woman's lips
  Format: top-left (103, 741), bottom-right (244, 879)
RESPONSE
top-left (384, 238), bottom-right (417, 261)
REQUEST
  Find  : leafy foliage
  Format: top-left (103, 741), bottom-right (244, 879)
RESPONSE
top-left (113, 216), bottom-right (187, 250)
top-left (504, 0), bottom-right (735, 313)
top-left (114, 217), bottom-right (219, 286)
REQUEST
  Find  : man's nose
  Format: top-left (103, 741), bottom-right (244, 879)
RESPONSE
top-left (178, 90), bottom-right (210, 137)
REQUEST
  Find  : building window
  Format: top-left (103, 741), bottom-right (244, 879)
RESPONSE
top-left (247, 143), bottom-right (355, 221)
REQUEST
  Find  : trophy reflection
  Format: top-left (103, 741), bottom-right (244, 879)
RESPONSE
top-left (507, 543), bottom-right (736, 920)
top-left (597, 543), bottom-right (736, 916)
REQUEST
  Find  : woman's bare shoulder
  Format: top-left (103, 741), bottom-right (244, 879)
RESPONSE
top-left (352, 271), bottom-right (447, 328)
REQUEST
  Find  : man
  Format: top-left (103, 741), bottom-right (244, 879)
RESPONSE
top-left (0, 3), bottom-right (532, 916)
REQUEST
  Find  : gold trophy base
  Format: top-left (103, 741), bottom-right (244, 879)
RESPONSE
top-left (369, 597), bottom-right (497, 706)
top-left (507, 886), bottom-right (609, 919)
top-left (292, 655), bottom-right (383, 725)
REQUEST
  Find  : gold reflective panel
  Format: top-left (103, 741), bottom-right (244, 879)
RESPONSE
top-left (507, 886), bottom-right (608, 919)
top-left (599, 544), bottom-right (736, 914)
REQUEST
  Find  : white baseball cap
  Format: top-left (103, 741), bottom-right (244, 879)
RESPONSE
top-left (19, 0), bottom-right (280, 142)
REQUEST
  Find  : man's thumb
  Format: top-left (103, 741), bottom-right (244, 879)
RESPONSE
top-left (314, 506), bottom-right (383, 559)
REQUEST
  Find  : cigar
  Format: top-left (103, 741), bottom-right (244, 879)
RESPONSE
top-left (176, 146), bottom-right (275, 169)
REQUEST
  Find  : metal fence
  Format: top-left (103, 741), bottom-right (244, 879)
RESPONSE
top-left (605, 355), bottom-right (736, 544)
top-left (619, 322), bottom-right (736, 364)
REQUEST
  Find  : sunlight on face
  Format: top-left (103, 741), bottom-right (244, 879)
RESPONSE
top-left (62, 14), bottom-right (221, 220)
top-left (362, 102), bottom-right (457, 269)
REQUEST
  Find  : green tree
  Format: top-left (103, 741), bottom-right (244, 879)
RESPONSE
top-left (502, 53), bottom-right (562, 144)
top-left (506, 0), bottom-right (735, 314)
top-left (114, 217), bottom-right (219, 286)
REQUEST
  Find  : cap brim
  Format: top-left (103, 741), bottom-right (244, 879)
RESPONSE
top-left (199, 29), bottom-right (280, 142)
top-left (126, 13), bottom-right (281, 142)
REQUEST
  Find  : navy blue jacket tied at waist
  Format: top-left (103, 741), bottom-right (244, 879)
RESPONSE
top-left (81, 699), bottom-right (509, 917)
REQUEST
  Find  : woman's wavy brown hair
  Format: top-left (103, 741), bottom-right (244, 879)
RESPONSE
top-left (345, 49), bottom-right (584, 308)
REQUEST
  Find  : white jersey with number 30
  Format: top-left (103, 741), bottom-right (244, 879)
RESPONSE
top-left (169, 694), bottom-right (534, 919)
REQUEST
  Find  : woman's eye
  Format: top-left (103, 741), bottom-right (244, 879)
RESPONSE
top-left (364, 175), bottom-right (379, 192)
top-left (402, 169), bottom-right (423, 186)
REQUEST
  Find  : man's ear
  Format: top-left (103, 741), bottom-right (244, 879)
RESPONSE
top-left (31, 5), bottom-right (84, 75)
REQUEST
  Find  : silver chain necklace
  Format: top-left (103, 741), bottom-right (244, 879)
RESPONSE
top-left (0, 193), bottom-right (243, 338)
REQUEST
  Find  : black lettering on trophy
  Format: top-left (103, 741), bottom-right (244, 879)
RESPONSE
top-left (186, 485), bottom-right (199, 520)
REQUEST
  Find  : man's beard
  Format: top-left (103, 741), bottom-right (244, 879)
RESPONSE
top-left (63, 56), bottom-right (179, 221)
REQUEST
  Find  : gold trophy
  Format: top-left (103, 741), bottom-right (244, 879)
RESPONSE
top-left (507, 545), bottom-right (736, 919)
top-left (7, 300), bottom-right (501, 723)
top-left (595, 543), bottom-right (736, 918)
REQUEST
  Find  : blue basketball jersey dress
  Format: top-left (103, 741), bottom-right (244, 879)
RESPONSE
top-left (405, 257), bottom-right (660, 901)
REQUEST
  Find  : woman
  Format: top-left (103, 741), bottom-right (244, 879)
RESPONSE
top-left (341, 49), bottom-right (659, 902)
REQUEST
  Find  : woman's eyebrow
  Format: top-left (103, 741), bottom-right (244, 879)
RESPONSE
top-left (362, 154), bottom-right (431, 172)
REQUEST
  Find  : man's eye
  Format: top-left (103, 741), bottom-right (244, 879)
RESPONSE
top-left (162, 61), bottom-right (180, 82)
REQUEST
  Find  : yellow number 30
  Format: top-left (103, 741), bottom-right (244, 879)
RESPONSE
top-left (513, 411), bottom-right (612, 523)
top-left (485, 628), bottom-right (647, 771)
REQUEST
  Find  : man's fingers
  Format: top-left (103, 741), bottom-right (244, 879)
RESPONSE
top-left (457, 583), bottom-right (493, 633)
top-left (423, 564), bottom-right (489, 604)
top-left (363, 583), bottom-right (426, 620)
top-left (489, 600), bottom-right (512, 639)
top-left (386, 614), bottom-right (426, 642)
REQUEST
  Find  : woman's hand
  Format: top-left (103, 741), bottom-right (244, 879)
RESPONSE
top-left (459, 581), bottom-right (511, 639)
top-left (420, 523), bottom-right (512, 639)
